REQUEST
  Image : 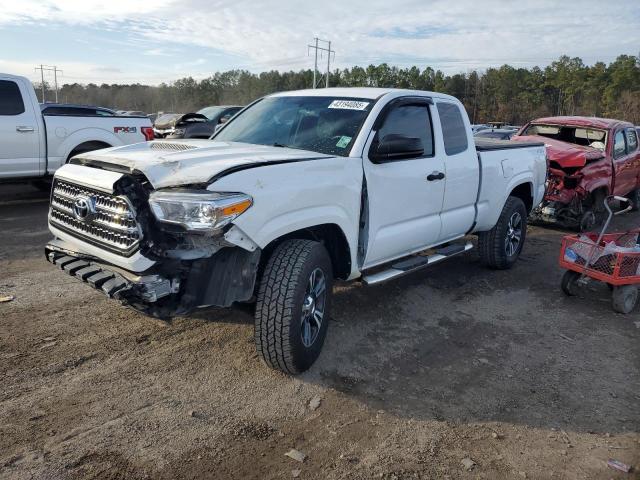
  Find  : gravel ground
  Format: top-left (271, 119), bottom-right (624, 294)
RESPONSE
top-left (0, 184), bottom-right (638, 480)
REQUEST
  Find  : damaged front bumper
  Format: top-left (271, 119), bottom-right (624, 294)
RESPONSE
top-left (46, 241), bottom-right (180, 316)
top-left (45, 238), bottom-right (261, 318)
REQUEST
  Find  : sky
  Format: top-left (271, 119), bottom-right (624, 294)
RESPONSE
top-left (1, 0), bottom-right (639, 86)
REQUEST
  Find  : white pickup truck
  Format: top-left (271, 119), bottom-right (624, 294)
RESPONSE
top-left (45, 88), bottom-right (546, 374)
top-left (0, 73), bottom-right (153, 181)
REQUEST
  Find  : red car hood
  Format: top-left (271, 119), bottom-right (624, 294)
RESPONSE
top-left (513, 135), bottom-right (605, 168)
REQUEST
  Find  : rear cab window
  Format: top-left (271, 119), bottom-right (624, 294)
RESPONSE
top-left (436, 102), bottom-right (468, 155)
top-left (0, 80), bottom-right (26, 115)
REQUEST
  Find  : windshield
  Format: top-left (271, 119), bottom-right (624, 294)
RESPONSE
top-left (197, 106), bottom-right (225, 120)
top-left (213, 96), bottom-right (374, 156)
top-left (524, 124), bottom-right (607, 150)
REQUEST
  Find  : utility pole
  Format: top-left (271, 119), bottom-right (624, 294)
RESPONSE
top-left (36, 64), bottom-right (45, 102)
top-left (34, 65), bottom-right (63, 103)
top-left (325, 41), bottom-right (331, 88)
top-left (307, 38), bottom-right (335, 88)
top-left (311, 37), bottom-right (318, 89)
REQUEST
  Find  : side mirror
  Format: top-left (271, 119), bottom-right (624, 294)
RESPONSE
top-left (371, 134), bottom-right (424, 162)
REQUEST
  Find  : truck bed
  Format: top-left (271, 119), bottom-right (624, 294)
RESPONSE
top-left (475, 137), bottom-right (544, 151)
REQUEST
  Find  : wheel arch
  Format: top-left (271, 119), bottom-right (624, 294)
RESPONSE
top-left (509, 181), bottom-right (534, 213)
top-left (66, 140), bottom-right (113, 162)
top-left (261, 223), bottom-right (352, 280)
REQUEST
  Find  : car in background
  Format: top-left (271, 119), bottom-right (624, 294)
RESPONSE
top-left (198, 105), bottom-right (243, 126)
top-left (471, 124), bottom-right (490, 133)
top-left (474, 128), bottom-right (518, 140)
top-left (166, 105), bottom-right (243, 139)
top-left (153, 112), bottom-right (205, 138)
top-left (513, 116), bottom-right (640, 230)
top-left (40, 103), bottom-right (116, 116)
top-left (124, 110), bottom-right (147, 117)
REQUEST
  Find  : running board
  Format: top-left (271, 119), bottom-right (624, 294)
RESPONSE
top-left (362, 242), bottom-right (473, 285)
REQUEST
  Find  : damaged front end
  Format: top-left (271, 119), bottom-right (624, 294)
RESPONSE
top-left (531, 166), bottom-right (591, 229)
top-left (46, 165), bottom-right (260, 318)
top-left (519, 135), bottom-right (610, 231)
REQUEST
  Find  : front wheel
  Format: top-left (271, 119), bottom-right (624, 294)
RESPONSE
top-left (560, 270), bottom-right (581, 296)
top-left (478, 196), bottom-right (528, 269)
top-left (254, 239), bottom-right (333, 374)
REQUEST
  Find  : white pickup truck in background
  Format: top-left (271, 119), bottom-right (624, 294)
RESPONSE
top-left (0, 73), bottom-right (153, 182)
top-left (45, 88), bottom-right (546, 374)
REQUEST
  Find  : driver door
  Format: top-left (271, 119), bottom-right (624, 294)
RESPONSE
top-left (362, 98), bottom-right (446, 268)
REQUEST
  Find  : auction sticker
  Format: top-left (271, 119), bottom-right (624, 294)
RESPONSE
top-left (328, 100), bottom-right (369, 110)
top-left (336, 136), bottom-right (352, 148)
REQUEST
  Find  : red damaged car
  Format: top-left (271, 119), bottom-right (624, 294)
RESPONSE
top-left (514, 116), bottom-right (640, 230)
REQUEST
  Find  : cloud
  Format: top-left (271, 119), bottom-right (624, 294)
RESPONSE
top-left (2, 0), bottom-right (639, 82)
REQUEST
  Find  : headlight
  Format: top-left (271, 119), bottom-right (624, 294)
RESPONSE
top-left (149, 191), bottom-right (252, 233)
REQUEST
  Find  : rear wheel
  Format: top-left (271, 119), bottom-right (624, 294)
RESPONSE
top-left (254, 239), bottom-right (333, 374)
top-left (611, 285), bottom-right (638, 314)
top-left (478, 196), bottom-right (527, 269)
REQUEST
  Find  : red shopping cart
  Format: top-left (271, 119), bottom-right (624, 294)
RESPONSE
top-left (558, 196), bottom-right (639, 313)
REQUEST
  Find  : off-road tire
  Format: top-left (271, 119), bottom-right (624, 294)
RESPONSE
top-left (254, 239), bottom-right (333, 374)
top-left (478, 196), bottom-right (527, 269)
top-left (560, 270), bottom-right (581, 296)
top-left (612, 285), bottom-right (638, 314)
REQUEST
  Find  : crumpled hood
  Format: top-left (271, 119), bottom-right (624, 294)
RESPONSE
top-left (154, 113), bottom-right (208, 129)
top-left (72, 140), bottom-right (331, 189)
top-left (513, 135), bottom-right (605, 168)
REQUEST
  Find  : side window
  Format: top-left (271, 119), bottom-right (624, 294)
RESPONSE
top-left (0, 80), bottom-right (26, 115)
top-left (436, 102), bottom-right (468, 155)
top-left (376, 105), bottom-right (434, 158)
top-left (626, 128), bottom-right (638, 153)
top-left (613, 130), bottom-right (626, 158)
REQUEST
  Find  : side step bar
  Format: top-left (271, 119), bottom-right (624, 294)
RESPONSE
top-left (362, 242), bottom-right (473, 285)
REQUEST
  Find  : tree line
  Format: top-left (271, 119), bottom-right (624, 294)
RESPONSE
top-left (35, 54), bottom-right (640, 125)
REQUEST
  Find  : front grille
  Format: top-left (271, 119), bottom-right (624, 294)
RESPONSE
top-left (49, 180), bottom-right (141, 256)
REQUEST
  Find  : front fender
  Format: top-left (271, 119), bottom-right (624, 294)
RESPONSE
top-left (209, 157), bottom-right (363, 277)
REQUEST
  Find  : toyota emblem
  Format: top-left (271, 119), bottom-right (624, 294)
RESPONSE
top-left (72, 195), bottom-right (97, 222)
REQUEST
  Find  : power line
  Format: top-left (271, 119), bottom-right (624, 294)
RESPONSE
top-left (307, 37), bottom-right (335, 88)
top-left (34, 65), bottom-right (63, 103)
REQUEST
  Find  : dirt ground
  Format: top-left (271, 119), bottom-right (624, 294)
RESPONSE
top-left (0, 183), bottom-right (638, 480)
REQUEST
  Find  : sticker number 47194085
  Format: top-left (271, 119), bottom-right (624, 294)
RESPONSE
top-left (328, 100), bottom-right (369, 111)
top-left (114, 126), bottom-right (137, 134)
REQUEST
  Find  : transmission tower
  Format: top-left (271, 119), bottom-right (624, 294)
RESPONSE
top-left (307, 38), bottom-right (335, 88)
top-left (34, 65), bottom-right (63, 103)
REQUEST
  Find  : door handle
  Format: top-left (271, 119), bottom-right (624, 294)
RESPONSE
top-left (427, 171), bottom-right (445, 181)
top-left (16, 126), bottom-right (35, 132)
